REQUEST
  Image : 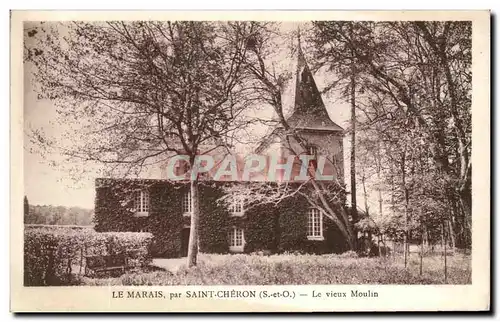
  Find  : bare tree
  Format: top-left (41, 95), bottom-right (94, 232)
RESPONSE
top-left (233, 23), bottom-right (355, 249)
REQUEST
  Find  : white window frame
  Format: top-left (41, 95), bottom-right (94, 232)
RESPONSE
top-left (230, 194), bottom-right (245, 217)
top-left (307, 145), bottom-right (318, 159)
top-left (228, 227), bottom-right (245, 252)
top-left (307, 208), bottom-right (324, 240)
top-left (182, 191), bottom-right (192, 216)
top-left (134, 189), bottom-right (150, 217)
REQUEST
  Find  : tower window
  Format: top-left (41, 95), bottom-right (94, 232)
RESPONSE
top-left (306, 145), bottom-right (318, 173)
top-left (307, 145), bottom-right (318, 158)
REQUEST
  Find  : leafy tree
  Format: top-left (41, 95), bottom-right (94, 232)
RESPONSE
top-left (310, 21), bottom-right (472, 250)
top-left (25, 21), bottom-right (258, 266)
top-left (25, 205), bottom-right (94, 226)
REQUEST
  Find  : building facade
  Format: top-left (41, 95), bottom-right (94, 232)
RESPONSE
top-left (94, 43), bottom-right (348, 257)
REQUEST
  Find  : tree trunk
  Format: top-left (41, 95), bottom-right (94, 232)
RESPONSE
top-left (403, 226), bottom-right (408, 268)
top-left (350, 71), bottom-right (357, 223)
top-left (420, 225), bottom-right (424, 275)
top-left (382, 235), bottom-right (388, 257)
top-left (448, 218), bottom-right (456, 253)
top-left (349, 23), bottom-right (357, 225)
top-left (187, 178), bottom-right (200, 267)
top-left (398, 149), bottom-right (410, 267)
top-left (378, 189), bottom-right (383, 217)
top-left (361, 170), bottom-right (369, 215)
top-left (376, 139), bottom-right (383, 217)
top-left (424, 226), bottom-right (429, 250)
top-left (442, 222), bottom-right (448, 283)
top-left (440, 223), bottom-right (445, 257)
top-left (419, 208), bottom-right (424, 275)
top-left (457, 163), bottom-right (471, 248)
top-left (378, 235), bottom-right (382, 257)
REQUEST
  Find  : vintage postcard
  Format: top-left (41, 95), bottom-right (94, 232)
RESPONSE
top-left (11, 10), bottom-right (490, 312)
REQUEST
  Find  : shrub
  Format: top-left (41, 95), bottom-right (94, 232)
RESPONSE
top-left (24, 226), bottom-right (152, 286)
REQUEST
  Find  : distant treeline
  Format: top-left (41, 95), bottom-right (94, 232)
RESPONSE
top-left (24, 204), bottom-right (94, 226)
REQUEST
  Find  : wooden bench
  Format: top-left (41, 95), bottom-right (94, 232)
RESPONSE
top-left (84, 249), bottom-right (146, 277)
top-left (84, 254), bottom-right (128, 277)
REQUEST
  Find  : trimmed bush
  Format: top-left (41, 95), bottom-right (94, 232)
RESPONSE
top-left (24, 226), bottom-right (152, 286)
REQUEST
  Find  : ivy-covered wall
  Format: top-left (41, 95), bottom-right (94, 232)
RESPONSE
top-left (244, 203), bottom-right (279, 253)
top-left (95, 178), bottom-right (184, 257)
top-left (94, 178), bottom-right (347, 257)
top-left (147, 182), bottom-right (183, 257)
top-left (199, 183), bottom-right (230, 254)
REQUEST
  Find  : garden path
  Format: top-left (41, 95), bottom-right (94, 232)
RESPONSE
top-left (151, 257), bottom-right (186, 273)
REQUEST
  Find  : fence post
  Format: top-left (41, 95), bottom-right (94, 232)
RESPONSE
top-left (442, 222), bottom-right (448, 283)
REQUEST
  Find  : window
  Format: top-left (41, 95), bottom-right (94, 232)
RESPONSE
top-left (134, 190), bottom-right (150, 217)
top-left (175, 160), bottom-right (189, 177)
top-left (306, 145), bottom-right (318, 173)
top-left (197, 160), bottom-right (210, 180)
top-left (307, 145), bottom-right (318, 159)
top-left (230, 194), bottom-right (244, 216)
top-left (182, 191), bottom-right (192, 215)
top-left (228, 227), bottom-right (245, 252)
top-left (165, 132), bottom-right (177, 140)
top-left (307, 208), bottom-right (323, 240)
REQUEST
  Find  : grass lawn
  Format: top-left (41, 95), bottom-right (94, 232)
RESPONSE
top-left (81, 251), bottom-right (471, 286)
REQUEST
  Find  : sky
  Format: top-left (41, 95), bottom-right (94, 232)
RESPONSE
top-left (23, 21), bottom-right (358, 209)
top-left (24, 72), bottom-right (98, 208)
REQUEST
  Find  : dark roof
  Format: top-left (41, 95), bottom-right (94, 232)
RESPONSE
top-left (286, 111), bottom-right (344, 132)
top-left (287, 46), bottom-right (344, 132)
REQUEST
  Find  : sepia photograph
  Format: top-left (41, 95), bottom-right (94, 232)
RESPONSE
top-left (11, 10), bottom-right (490, 312)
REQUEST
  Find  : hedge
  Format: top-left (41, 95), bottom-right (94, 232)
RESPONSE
top-left (24, 226), bottom-right (152, 286)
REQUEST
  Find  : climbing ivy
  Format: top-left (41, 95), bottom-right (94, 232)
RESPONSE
top-left (94, 178), bottom-right (348, 257)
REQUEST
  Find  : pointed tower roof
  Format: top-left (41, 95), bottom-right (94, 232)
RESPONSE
top-left (286, 34), bottom-right (343, 132)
